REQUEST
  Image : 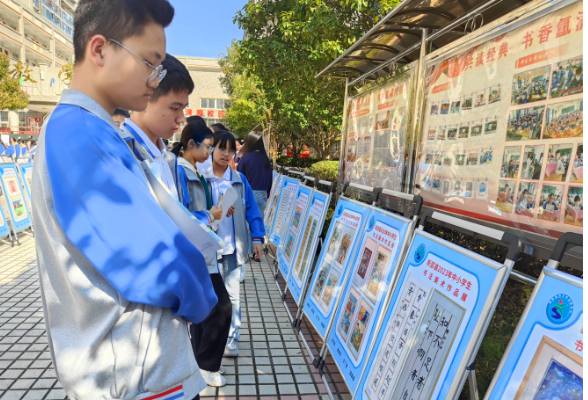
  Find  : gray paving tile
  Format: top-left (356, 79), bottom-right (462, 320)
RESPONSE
top-left (238, 385), bottom-right (257, 395)
top-left (278, 383), bottom-right (297, 394)
top-left (0, 390), bottom-right (26, 400)
top-left (45, 389), bottom-right (67, 400)
top-left (22, 390), bottom-right (48, 400)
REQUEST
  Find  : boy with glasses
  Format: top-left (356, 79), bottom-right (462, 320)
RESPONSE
top-left (31, 1), bottom-right (216, 399)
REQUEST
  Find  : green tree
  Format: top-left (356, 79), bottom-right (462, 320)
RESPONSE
top-left (226, 0), bottom-right (401, 159)
top-left (0, 54), bottom-right (29, 110)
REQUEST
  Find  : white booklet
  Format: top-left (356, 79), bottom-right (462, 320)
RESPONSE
top-left (140, 160), bottom-right (224, 257)
top-left (210, 186), bottom-right (239, 231)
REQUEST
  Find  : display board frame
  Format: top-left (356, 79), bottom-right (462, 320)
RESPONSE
top-left (412, 0), bottom-right (583, 241)
top-left (264, 173), bottom-right (284, 234)
top-left (19, 163), bottom-right (33, 212)
top-left (286, 188), bottom-right (331, 306)
top-left (268, 176), bottom-right (300, 246)
top-left (325, 205), bottom-right (416, 393)
top-left (353, 211), bottom-right (518, 400)
top-left (484, 234), bottom-right (583, 400)
top-left (277, 184), bottom-right (314, 278)
top-left (301, 196), bottom-right (371, 340)
top-left (0, 163), bottom-right (33, 234)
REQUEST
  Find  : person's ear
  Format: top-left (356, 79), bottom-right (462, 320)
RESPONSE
top-left (88, 35), bottom-right (109, 68)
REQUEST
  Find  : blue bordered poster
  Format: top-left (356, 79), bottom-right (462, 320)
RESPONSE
top-left (356, 229), bottom-right (511, 400)
top-left (302, 197), bottom-right (370, 339)
top-left (484, 267), bottom-right (583, 400)
top-left (264, 174), bottom-right (284, 233)
top-left (19, 163), bottom-right (34, 209)
top-left (0, 164), bottom-right (33, 233)
top-left (326, 208), bottom-right (413, 392)
top-left (269, 177), bottom-right (299, 245)
top-left (278, 185), bottom-right (313, 278)
top-left (287, 190), bottom-right (330, 305)
top-left (0, 190), bottom-right (10, 239)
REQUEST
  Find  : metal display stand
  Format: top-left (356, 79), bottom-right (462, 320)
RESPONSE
top-left (0, 163), bottom-right (34, 245)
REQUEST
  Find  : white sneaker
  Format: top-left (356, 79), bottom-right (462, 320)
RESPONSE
top-left (239, 264), bottom-right (247, 283)
top-left (224, 342), bottom-right (239, 357)
top-left (200, 369), bottom-right (227, 387)
top-left (219, 365), bottom-right (226, 375)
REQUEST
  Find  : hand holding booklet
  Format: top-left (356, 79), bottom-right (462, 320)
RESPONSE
top-left (210, 186), bottom-right (238, 231)
top-left (140, 160), bottom-right (224, 257)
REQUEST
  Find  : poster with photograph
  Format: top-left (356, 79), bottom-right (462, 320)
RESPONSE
top-left (268, 177), bottom-right (298, 245)
top-left (0, 165), bottom-right (32, 232)
top-left (303, 198), bottom-right (370, 340)
top-left (278, 186), bottom-right (311, 278)
top-left (515, 182), bottom-right (539, 218)
top-left (414, 1), bottom-right (583, 237)
top-left (287, 191), bottom-right (330, 305)
top-left (537, 184), bottom-right (564, 222)
top-left (563, 186), bottom-right (582, 227)
top-left (326, 208), bottom-right (412, 392)
top-left (343, 70), bottom-right (414, 192)
top-left (357, 229), bottom-right (510, 400)
top-left (485, 268), bottom-right (582, 400)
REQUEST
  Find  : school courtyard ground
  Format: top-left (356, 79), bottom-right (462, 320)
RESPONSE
top-left (0, 234), bottom-right (350, 400)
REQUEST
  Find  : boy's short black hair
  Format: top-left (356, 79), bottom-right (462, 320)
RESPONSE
top-left (187, 116), bottom-right (207, 127)
top-left (151, 54), bottom-right (194, 102)
top-left (113, 109), bottom-right (131, 118)
top-left (74, 0), bottom-right (175, 63)
top-left (210, 123), bottom-right (227, 132)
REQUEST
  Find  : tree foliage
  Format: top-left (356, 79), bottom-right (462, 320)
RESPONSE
top-left (220, 0), bottom-right (400, 159)
top-left (59, 62), bottom-right (74, 85)
top-left (0, 54), bottom-right (29, 111)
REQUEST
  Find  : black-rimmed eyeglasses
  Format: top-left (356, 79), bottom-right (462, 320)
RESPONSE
top-left (109, 39), bottom-right (167, 86)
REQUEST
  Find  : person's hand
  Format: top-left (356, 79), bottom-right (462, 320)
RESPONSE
top-left (211, 205), bottom-right (223, 221)
top-left (254, 243), bottom-right (263, 262)
top-left (226, 206), bottom-right (235, 217)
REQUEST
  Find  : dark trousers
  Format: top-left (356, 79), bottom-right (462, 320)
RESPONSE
top-left (190, 273), bottom-right (232, 372)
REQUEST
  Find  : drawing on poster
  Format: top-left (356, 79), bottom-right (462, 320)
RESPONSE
top-left (447, 128), bottom-right (457, 140)
top-left (319, 269), bottom-right (341, 312)
top-left (521, 145), bottom-right (544, 180)
top-left (365, 250), bottom-right (389, 302)
top-left (437, 128), bottom-right (446, 140)
top-left (355, 243), bottom-right (374, 283)
top-left (538, 184), bottom-right (564, 221)
top-left (496, 180), bottom-right (514, 213)
top-left (295, 218), bottom-right (318, 282)
top-left (442, 180), bottom-right (450, 196)
top-left (311, 261), bottom-right (331, 301)
top-left (327, 222), bottom-right (344, 257)
top-left (501, 147), bottom-right (521, 179)
top-left (549, 57), bottom-right (583, 99)
top-left (474, 92), bottom-right (485, 107)
top-left (451, 180), bottom-right (462, 197)
top-left (462, 96), bottom-right (473, 110)
top-left (335, 229), bottom-right (356, 266)
top-left (476, 180), bottom-right (488, 200)
top-left (292, 205), bottom-right (304, 229)
top-left (544, 144), bottom-right (573, 181)
top-left (347, 299), bottom-right (373, 358)
top-left (12, 199), bottom-right (26, 220)
top-left (427, 128), bottom-right (436, 141)
top-left (338, 288), bottom-right (360, 340)
top-left (513, 336), bottom-right (583, 400)
top-left (464, 182), bottom-right (473, 198)
top-left (570, 144), bottom-right (583, 182)
top-left (294, 218), bottom-right (313, 276)
top-left (391, 290), bottom-right (465, 400)
top-left (450, 101), bottom-right (461, 114)
top-left (471, 124), bottom-right (482, 137)
top-left (511, 66), bottom-right (550, 105)
top-left (564, 186), bottom-right (583, 227)
top-left (284, 233), bottom-right (295, 259)
top-left (455, 153), bottom-right (465, 167)
top-left (425, 153), bottom-right (434, 164)
top-left (507, 106), bottom-right (545, 141)
top-left (466, 151), bottom-right (478, 166)
top-left (488, 85), bottom-right (501, 104)
top-left (5, 177), bottom-right (19, 199)
top-left (440, 102), bottom-right (450, 115)
top-left (543, 99), bottom-right (583, 139)
top-left (432, 178), bottom-right (441, 193)
top-left (431, 104), bottom-right (439, 116)
top-left (485, 120), bottom-right (497, 134)
top-left (515, 182), bottom-right (539, 217)
top-left (266, 191), bottom-right (279, 224)
top-left (364, 277), bottom-right (428, 400)
top-left (458, 126), bottom-right (469, 139)
top-left (480, 149), bottom-right (493, 165)
top-left (375, 111), bottom-right (391, 130)
top-left (443, 153), bottom-right (453, 167)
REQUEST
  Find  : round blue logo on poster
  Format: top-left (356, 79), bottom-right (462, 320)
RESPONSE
top-left (367, 216), bottom-right (375, 231)
top-left (546, 294), bottom-right (573, 324)
top-left (335, 206), bottom-right (343, 218)
top-left (414, 244), bottom-right (426, 264)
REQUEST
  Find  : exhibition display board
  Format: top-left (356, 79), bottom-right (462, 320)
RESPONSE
top-left (343, 69), bottom-right (415, 192)
top-left (287, 189), bottom-right (331, 305)
top-left (0, 195), bottom-right (10, 240)
top-left (484, 258), bottom-right (582, 398)
top-left (268, 177), bottom-right (299, 246)
top-left (264, 174), bottom-right (284, 234)
top-left (414, 0), bottom-right (583, 237)
top-left (355, 225), bottom-right (513, 400)
top-left (302, 197), bottom-right (370, 339)
top-left (0, 164), bottom-right (32, 233)
top-left (278, 184), bottom-right (313, 278)
top-left (326, 207), bottom-right (414, 393)
top-left (19, 164), bottom-right (33, 211)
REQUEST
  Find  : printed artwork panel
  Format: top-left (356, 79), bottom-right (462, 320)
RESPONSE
top-left (338, 288), bottom-right (361, 341)
top-left (347, 299), bottom-right (374, 359)
top-left (319, 269), bottom-right (341, 312)
top-left (311, 261), bottom-right (331, 302)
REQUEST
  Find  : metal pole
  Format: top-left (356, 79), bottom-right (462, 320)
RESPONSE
top-left (336, 78), bottom-right (351, 202)
top-left (404, 28), bottom-right (428, 194)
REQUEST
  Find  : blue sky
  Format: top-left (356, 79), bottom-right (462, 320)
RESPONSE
top-left (165, 0), bottom-right (247, 59)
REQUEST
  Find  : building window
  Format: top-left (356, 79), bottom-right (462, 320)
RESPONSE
top-left (200, 99), bottom-right (227, 109)
top-left (0, 111), bottom-right (8, 128)
top-left (18, 112), bottom-right (26, 126)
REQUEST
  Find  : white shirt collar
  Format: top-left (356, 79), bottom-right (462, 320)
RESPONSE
top-left (212, 166), bottom-right (232, 182)
top-left (125, 118), bottom-right (167, 158)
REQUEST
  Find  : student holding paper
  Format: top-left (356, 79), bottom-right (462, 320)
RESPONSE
top-left (209, 131), bottom-right (265, 357)
top-left (172, 121), bottom-right (234, 387)
top-left (31, 1), bottom-right (217, 399)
